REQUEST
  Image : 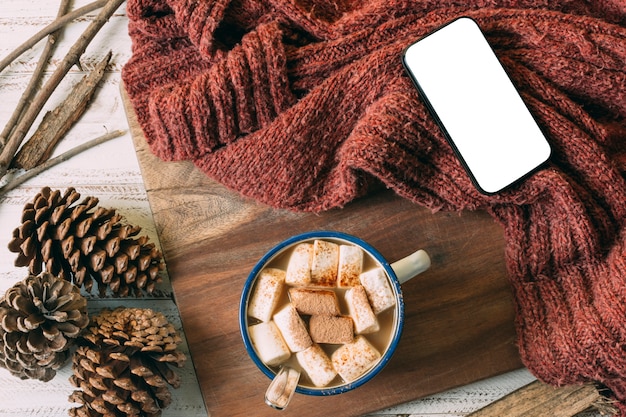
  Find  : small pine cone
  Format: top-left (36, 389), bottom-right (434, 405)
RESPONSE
top-left (69, 307), bottom-right (186, 417)
top-left (0, 272), bottom-right (89, 381)
top-left (8, 187), bottom-right (164, 297)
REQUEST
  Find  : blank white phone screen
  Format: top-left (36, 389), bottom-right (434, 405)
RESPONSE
top-left (402, 17), bottom-right (551, 194)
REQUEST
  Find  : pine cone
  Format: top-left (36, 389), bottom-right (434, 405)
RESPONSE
top-left (8, 187), bottom-right (164, 297)
top-left (0, 272), bottom-right (89, 381)
top-left (69, 307), bottom-right (186, 417)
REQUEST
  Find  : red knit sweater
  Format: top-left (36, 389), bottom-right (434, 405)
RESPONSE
top-left (122, 0), bottom-right (626, 411)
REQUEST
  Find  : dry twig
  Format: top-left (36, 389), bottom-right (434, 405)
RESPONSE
top-left (0, 0), bottom-right (126, 180)
top-left (13, 51), bottom-right (112, 169)
top-left (0, 0), bottom-right (109, 74)
top-left (0, 0), bottom-right (124, 178)
top-left (0, 129), bottom-right (126, 195)
top-left (0, 0), bottom-right (71, 148)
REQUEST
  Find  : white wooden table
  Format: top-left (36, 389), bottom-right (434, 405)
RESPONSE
top-left (0, 2), bottom-right (599, 416)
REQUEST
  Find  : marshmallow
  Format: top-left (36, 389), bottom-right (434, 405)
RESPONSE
top-left (309, 315), bottom-right (354, 344)
top-left (310, 240), bottom-right (339, 287)
top-left (331, 335), bottom-right (381, 383)
top-left (345, 285), bottom-right (379, 334)
top-left (273, 304), bottom-right (312, 352)
top-left (296, 344), bottom-right (337, 387)
top-left (285, 243), bottom-right (313, 286)
top-left (248, 321), bottom-right (291, 366)
top-left (248, 268), bottom-right (285, 322)
top-left (288, 288), bottom-right (340, 316)
top-left (337, 245), bottom-right (363, 287)
top-left (360, 267), bottom-right (396, 314)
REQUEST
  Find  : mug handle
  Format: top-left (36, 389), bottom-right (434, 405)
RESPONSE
top-left (391, 249), bottom-right (431, 284)
top-left (265, 366), bottom-right (301, 410)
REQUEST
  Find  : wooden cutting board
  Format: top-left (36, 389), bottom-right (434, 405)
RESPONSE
top-left (122, 87), bottom-right (523, 417)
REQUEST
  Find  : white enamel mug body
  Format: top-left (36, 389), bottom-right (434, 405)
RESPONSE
top-left (239, 231), bottom-right (430, 408)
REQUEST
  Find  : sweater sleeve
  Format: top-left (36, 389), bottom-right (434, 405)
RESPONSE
top-left (144, 22), bottom-right (296, 161)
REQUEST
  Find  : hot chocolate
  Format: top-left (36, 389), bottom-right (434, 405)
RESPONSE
top-left (246, 237), bottom-right (399, 389)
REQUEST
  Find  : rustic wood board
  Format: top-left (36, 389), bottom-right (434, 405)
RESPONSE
top-left (122, 87), bottom-right (523, 417)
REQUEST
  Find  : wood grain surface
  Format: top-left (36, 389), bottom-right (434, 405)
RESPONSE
top-left (122, 86), bottom-right (524, 417)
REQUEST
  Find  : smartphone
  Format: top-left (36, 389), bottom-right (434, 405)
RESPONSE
top-left (402, 17), bottom-right (551, 194)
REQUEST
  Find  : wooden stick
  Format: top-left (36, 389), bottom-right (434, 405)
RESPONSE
top-left (0, 0), bottom-right (71, 149)
top-left (467, 380), bottom-right (616, 417)
top-left (12, 51), bottom-right (112, 169)
top-left (0, 129), bottom-right (126, 195)
top-left (0, 0), bottom-right (109, 74)
top-left (0, 0), bottom-right (126, 180)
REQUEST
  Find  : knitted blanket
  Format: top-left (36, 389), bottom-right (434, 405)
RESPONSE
top-left (122, 0), bottom-right (626, 411)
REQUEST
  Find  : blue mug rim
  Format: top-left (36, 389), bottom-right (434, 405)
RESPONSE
top-left (239, 230), bottom-right (405, 396)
